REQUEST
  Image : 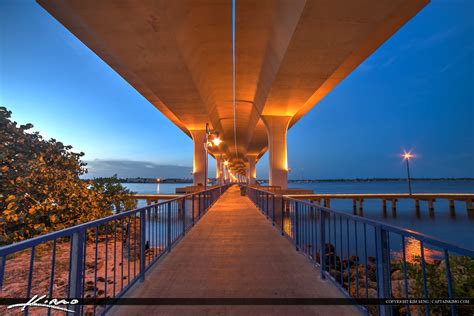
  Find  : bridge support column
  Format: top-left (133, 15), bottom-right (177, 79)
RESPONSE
top-left (216, 156), bottom-right (223, 185)
top-left (190, 129), bottom-right (206, 186)
top-left (247, 155), bottom-right (257, 185)
top-left (262, 115), bottom-right (291, 189)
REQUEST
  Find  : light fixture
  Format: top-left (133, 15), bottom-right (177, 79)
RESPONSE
top-left (403, 151), bottom-right (413, 160)
top-left (212, 137), bottom-right (222, 146)
top-left (401, 150), bottom-right (415, 195)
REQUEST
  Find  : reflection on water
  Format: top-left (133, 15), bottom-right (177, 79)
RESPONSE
top-left (391, 237), bottom-right (443, 264)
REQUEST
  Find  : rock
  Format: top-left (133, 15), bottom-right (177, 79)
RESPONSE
top-left (86, 259), bottom-right (104, 271)
top-left (399, 305), bottom-right (424, 316)
top-left (349, 283), bottom-right (377, 298)
top-left (85, 284), bottom-right (96, 291)
top-left (391, 270), bottom-right (404, 280)
top-left (350, 265), bottom-right (365, 280)
top-left (349, 255), bottom-right (359, 264)
top-left (342, 259), bottom-right (348, 269)
top-left (359, 279), bottom-right (377, 290)
top-left (367, 264), bottom-right (377, 281)
top-left (330, 269), bottom-right (342, 282)
top-left (325, 243), bottom-right (335, 254)
top-left (391, 279), bottom-right (416, 299)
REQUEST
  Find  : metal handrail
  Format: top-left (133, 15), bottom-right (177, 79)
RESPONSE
top-left (0, 184), bottom-right (231, 315)
top-left (246, 186), bottom-right (473, 316)
top-left (284, 196), bottom-right (474, 258)
top-left (0, 193), bottom-right (193, 255)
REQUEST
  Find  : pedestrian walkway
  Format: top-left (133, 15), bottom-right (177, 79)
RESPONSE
top-left (111, 186), bottom-right (360, 315)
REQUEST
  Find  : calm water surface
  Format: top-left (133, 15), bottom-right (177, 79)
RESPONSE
top-left (124, 181), bottom-right (474, 250)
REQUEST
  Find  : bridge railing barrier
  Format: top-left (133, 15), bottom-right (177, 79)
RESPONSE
top-left (0, 184), bottom-right (231, 315)
top-left (247, 186), bottom-right (474, 316)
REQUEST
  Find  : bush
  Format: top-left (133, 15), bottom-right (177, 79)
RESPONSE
top-left (0, 107), bottom-right (136, 245)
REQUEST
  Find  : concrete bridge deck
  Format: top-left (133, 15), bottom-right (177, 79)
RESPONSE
top-left (111, 186), bottom-right (360, 315)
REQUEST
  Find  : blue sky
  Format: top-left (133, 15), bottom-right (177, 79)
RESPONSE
top-left (0, 0), bottom-right (472, 179)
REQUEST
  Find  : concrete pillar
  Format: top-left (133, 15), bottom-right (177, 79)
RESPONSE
top-left (428, 199), bottom-right (435, 211)
top-left (216, 156), bottom-right (223, 185)
top-left (190, 130), bottom-right (206, 186)
top-left (415, 199), bottom-right (420, 210)
top-left (262, 115), bottom-right (292, 189)
top-left (467, 199), bottom-right (473, 211)
top-left (448, 200), bottom-right (455, 211)
top-left (247, 155), bottom-right (257, 185)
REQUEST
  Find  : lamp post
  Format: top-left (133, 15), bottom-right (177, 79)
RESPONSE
top-left (204, 123), bottom-right (222, 191)
top-left (403, 152), bottom-right (413, 195)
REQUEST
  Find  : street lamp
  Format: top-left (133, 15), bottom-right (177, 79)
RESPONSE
top-left (402, 151), bottom-right (414, 195)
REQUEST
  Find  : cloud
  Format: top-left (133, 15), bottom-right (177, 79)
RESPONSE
top-left (83, 159), bottom-right (193, 179)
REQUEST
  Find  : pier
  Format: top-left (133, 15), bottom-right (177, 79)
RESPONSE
top-left (134, 194), bottom-right (184, 205)
top-left (113, 186), bottom-right (359, 315)
top-left (1, 185), bottom-right (472, 316)
top-left (2, 1), bottom-right (471, 315)
top-left (287, 193), bottom-right (474, 215)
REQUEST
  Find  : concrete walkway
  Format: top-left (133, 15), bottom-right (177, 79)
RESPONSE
top-left (111, 186), bottom-right (360, 315)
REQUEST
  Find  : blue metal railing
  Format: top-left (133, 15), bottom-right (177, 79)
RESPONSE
top-left (247, 186), bottom-right (474, 316)
top-left (0, 184), bottom-right (230, 315)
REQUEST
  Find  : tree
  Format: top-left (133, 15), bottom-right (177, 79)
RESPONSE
top-left (91, 175), bottom-right (136, 213)
top-left (0, 107), bottom-right (135, 245)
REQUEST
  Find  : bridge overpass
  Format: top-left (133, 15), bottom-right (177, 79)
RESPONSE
top-left (3, 2), bottom-right (473, 316)
top-left (37, 0), bottom-right (429, 189)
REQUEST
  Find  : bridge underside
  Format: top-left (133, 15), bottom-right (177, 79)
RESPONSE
top-left (37, 0), bottom-right (429, 187)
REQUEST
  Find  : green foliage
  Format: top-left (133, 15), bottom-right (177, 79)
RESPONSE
top-left (0, 107), bottom-right (136, 245)
top-left (392, 256), bottom-right (474, 315)
top-left (91, 175), bottom-right (136, 213)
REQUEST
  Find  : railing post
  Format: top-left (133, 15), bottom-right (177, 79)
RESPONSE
top-left (139, 210), bottom-right (146, 282)
top-left (198, 193), bottom-right (201, 219)
top-left (192, 194), bottom-right (195, 226)
top-left (182, 197), bottom-right (186, 235)
top-left (294, 201), bottom-right (300, 251)
top-left (68, 230), bottom-right (85, 314)
top-left (281, 197), bottom-right (285, 236)
top-left (266, 193), bottom-right (269, 218)
top-left (375, 225), bottom-right (391, 316)
top-left (319, 209), bottom-right (326, 279)
top-left (272, 194), bottom-right (276, 226)
top-left (167, 203), bottom-right (172, 252)
top-left (0, 255), bottom-right (5, 289)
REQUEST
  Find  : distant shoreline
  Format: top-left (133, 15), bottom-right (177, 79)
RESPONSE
top-left (116, 178), bottom-right (474, 184)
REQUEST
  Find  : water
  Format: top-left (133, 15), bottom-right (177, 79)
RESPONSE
top-left (124, 182), bottom-right (184, 194)
top-left (123, 181), bottom-right (474, 250)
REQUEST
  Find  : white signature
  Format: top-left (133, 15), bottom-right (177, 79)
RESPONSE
top-left (7, 294), bottom-right (79, 313)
